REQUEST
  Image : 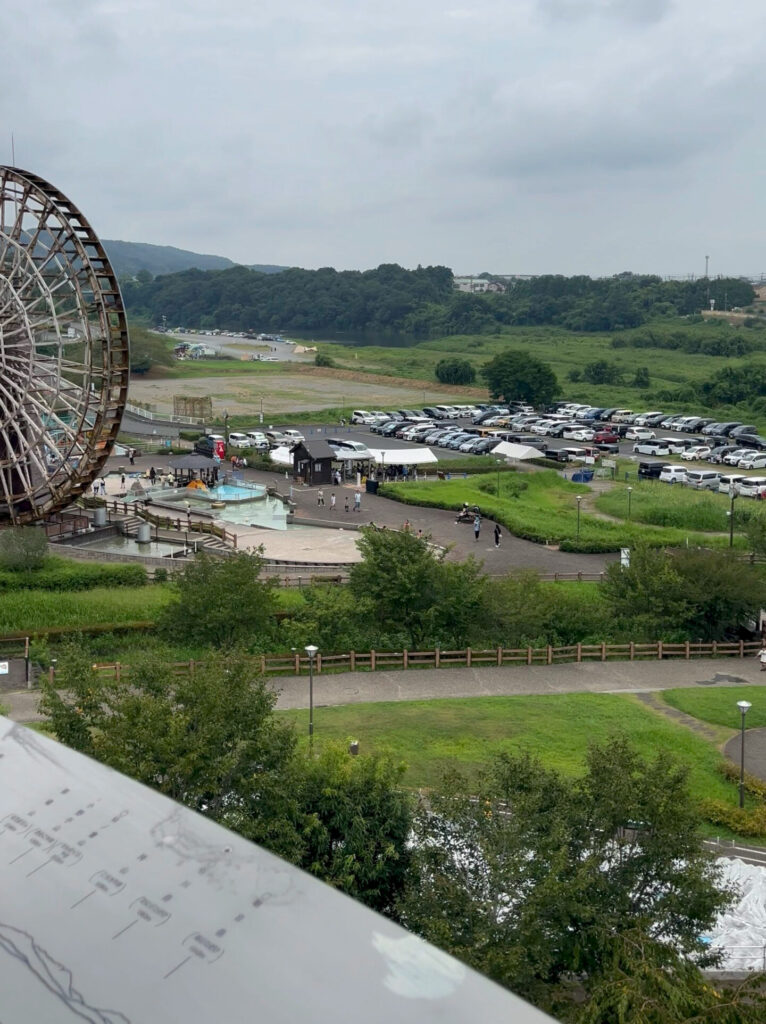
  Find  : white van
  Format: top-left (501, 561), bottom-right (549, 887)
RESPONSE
top-left (228, 432), bottom-right (251, 449)
top-left (718, 474), bottom-right (744, 495)
top-left (659, 465), bottom-right (688, 484)
top-left (559, 447), bottom-right (587, 462)
top-left (736, 477), bottom-right (766, 499)
top-left (351, 410), bottom-right (376, 424)
top-left (245, 431), bottom-right (269, 450)
top-left (684, 469), bottom-right (720, 491)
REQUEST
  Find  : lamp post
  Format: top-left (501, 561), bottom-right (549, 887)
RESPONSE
top-left (223, 409), bottom-right (230, 446)
top-left (738, 700), bottom-right (752, 808)
top-left (496, 458), bottom-right (503, 497)
top-left (576, 495), bottom-right (582, 540)
top-left (259, 396), bottom-right (264, 425)
top-left (305, 644), bottom-right (318, 752)
top-left (728, 492), bottom-right (737, 548)
top-left (627, 486), bottom-right (633, 521)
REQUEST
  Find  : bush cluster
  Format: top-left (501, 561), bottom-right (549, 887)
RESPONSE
top-left (698, 798), bottom-right (766, 838)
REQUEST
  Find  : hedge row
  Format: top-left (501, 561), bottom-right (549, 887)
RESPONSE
top-left (699, 798), bottom-right (766, 838)
top-left (0, 560), bottom-right (147, 592)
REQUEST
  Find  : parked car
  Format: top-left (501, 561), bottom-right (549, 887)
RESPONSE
top-left (659, 465), bottom-right (688, 484)
top-left (718, 474), bottom-right (745, 494)
top-left (706, 445), bottom-right (739, 463)
top-left (593, 429), bottom-right (619, 443)
top-left (680, 445), bottom-right (712, 461)
top-left (684, 469), bottom-right (721, 491)
top-left (625, 427), bottom-right (657, 441)
top-left (723, 448), bottom-right (755, 466)
top-left (736, 477), bottom-right (766, 499)
top-left (265, 430), bottom-right (288, 446)
top-left (738, 453), bottom-right (766, 470)
top-left (245, 431), bottom-right (270, 450)
top-left (611, 410), bottom-right (635, 423)
top-left (351, 409), bottom-right (376, 424)
top-left (638, 461), bottom-right (666, 480)
top-left (281, 429), bottom-right (305, 445)
top-left (734, 434), bottom-right (766, 451)
top-left (633, 411), bottom-right (665, 426)
top-left (633, 441), bottom-right (671, 456)
top-left (658, 437), bottom-right (692, 455)
top-left (194, 434), bottom-right (226, 459)
top-left (562, 426), bottom-right (595, 441)
top-left (327, 438), bottom-right (371, 457)
top-left (729, 424), bottom-right (758, 439)
top-left (227, 432), bottom-right (252, 449)
top-left (717, 422), bottom-right (745, 436)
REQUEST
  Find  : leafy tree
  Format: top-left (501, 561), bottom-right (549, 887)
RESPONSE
top-left (315, 350), bottom-right (335, 367)
top-left (632, 366), bottom-right (650, 388)
top-left (601, 544), bottom-right (766, 641)
top-left (40, 649), bottom-right (412, 911)
top-left (435, 357), bottom-right (476, 385)
top-left (0, 527), bottom-right (48, 570)
top-left (158, 550), bottom-right (278, 649)
top-left (582, 359), bottom-right (623, 385)
top-left (746, 511), bottom-right (766, 558)
top-left (481, 350), bottom-right (558, 407)
top-left (295, 743), bottom-right (411, 916)
top-left (128, 324), bottom-right (174, 374)
top-left (349, 528), bottom-right (487, 647)
top-left (400, 738), bottom-right (745, 1022)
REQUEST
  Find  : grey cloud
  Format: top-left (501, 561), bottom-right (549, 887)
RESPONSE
top-left (538, 0), bottom-right (672, 25)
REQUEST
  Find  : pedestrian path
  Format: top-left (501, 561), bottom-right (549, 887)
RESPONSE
top-left (6, 657), bottom-right (762, 726)
top-left (635, 691), bottom-right (726, 743)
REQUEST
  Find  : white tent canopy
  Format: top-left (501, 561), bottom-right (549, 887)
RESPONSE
top-left (491, 441), bottom-right (540, 461)
top-left (368, 446), bottom-right (439, 465)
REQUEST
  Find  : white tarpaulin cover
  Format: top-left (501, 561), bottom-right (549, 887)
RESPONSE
top-left (491, 441), bottom-right (540, 461)
top-left (270, 445), bottom-right (293, 466)
top-left (368, 447), bottom-right (439, 465)
top-left (707, 858), bottom-right (766, 970)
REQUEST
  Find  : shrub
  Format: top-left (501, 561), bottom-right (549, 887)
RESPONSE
top-left (699, 798), bottom-right (766, 838)
top-left (435, 357), bottom-right (476, 385)
top-left (153, 568), bottom-right (169, 583)
top-left (315, 351), bottom-right (335, 367)
top-left (0, 527), bottom-right (48, 570)
top-left (179, 430), bottom-right (204, 441)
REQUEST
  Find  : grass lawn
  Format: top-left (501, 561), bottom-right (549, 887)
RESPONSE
top-left (663, 687), bottom-right (766, 730)
top-left (0, 585), bottom-right (176, 634)
top-left (596, 480), bottom-right (763, 533)
top-left (279, 692), bottom-right (738, 809)
top-left (381, 470), bottom-right (745, 552)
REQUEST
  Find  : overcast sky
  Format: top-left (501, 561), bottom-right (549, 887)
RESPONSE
top-left (3, 0), bottom-right (764, 277)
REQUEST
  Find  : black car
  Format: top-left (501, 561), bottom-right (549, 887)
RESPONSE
top-left (734, 434), bottom-right (766, 451)
top-left (638, 461), bottom-right (665, 479)
top-left (593, 442), bottom-right (620, 454)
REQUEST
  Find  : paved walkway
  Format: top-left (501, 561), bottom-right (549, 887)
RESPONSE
top-left (6, 658), bottom-right (762, 725)
top-left (723, 728), bottom-right (766, 781)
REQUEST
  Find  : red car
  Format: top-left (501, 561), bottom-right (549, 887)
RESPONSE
top-left (593, 429), bottom-right (618, 443)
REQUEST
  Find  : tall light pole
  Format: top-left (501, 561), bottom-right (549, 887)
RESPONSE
top-left (627, 486), bottom-right (633, 521)
top-left (496, 458), bottom-right (503, 497)
top-left (738, 699), bottom-right (752, 808)
top-left (305, 644), bottom-right (318, 753)
top-left (223, 408), bottom-right (230, 445)
top-left (728, 492), bottom-right (737, 548)
top-left (576, 495), bottom-right (582, 540)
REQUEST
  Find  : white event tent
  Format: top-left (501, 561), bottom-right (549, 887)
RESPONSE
top-left (491, 440), bottom-right (540, 461)
top-left (367, 446), bottom-right (439, 465)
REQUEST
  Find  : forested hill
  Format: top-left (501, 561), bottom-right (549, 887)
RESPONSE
top-left (103, 239), bottom-right (288, 278)
top-left (121, 265), bottom-right (755, 335)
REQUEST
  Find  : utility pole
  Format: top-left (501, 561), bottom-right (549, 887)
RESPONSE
top-left (705, 255), bottom-right (710, 310)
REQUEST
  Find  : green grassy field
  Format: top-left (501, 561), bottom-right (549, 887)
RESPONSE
top-left (0, 586), bottom-right (175, 634)
top-left (381, 470), bottom-right (746, 552)
top-left (278, 692), bottom-right (737, 805)
top-left (663, 686), bottom-right (766, 730)
top-left (596, 480), bottom-right (761, 532)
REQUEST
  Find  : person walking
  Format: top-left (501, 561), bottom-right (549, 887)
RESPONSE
top-left (758, 646), bottom-right (766, 672)
top-left (494, 524), bottom-right (502, 548)
top-left (129, 448), bottom-right (135, 466)
top-left (354, 488), bottom-right (361, 512)
top-left (473, 513), bottom-right (481, 542)
top-left (330, 492), bottom-right (336, 511)
top-left (344, 495), bottom-right (350, 513)
top-left (149, 467), bottom-right (156, 486)
top-left (317, 488), bottom-right (325, 507)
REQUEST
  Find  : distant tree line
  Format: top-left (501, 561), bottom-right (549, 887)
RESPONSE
top-left (121, 265), bottom-right (755, 336)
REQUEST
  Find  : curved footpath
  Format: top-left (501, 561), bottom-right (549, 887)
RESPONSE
top-left (6, 657), bottom-right (764, 725)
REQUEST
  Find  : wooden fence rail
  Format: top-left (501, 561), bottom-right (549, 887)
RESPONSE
top-left (45, 638), bottom-right (760, 685)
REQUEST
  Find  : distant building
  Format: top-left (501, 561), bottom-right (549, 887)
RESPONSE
top-left (453, 276), bottom-right (506, 293)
